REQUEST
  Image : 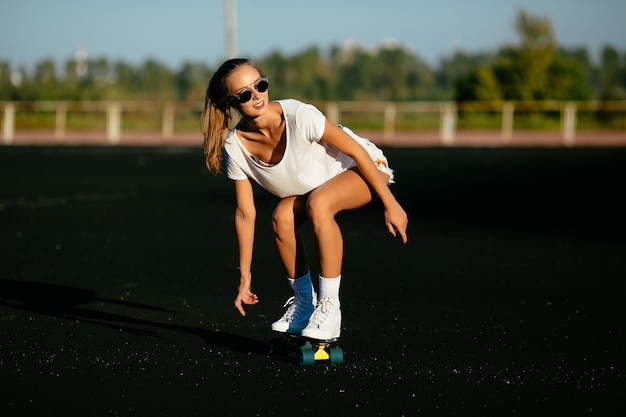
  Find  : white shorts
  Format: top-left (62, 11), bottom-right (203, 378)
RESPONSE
top-left (340, 125), bottom-right (395, 184)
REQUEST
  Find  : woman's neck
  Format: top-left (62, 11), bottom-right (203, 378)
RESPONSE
top-left (240, 105), bottom-right (283, 137)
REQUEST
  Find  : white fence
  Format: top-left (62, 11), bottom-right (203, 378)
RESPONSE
top-left (1, 101), bottom-right (186, 144)
top-left (2, 100), bottom-right (625, 146)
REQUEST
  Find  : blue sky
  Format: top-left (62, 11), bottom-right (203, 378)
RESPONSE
top-left (1, 0), bottom-right (624, 70)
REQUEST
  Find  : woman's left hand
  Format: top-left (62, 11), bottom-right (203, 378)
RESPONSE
top-left (385, 202), bottom-right (409, 244)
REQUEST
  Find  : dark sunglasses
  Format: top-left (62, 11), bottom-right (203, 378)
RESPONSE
top-left (231, 77), bottom-right (269, 104)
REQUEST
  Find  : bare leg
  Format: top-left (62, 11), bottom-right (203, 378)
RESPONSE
top-left (272, 195), bottom-right (309, 279)
top-left (307, 169), bottom-right (388, 278)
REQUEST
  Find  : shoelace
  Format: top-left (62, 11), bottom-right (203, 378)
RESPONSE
top-left (308, 297), bottom-right (334, 327)
top-left (279, 296), bottom-right (307, 321)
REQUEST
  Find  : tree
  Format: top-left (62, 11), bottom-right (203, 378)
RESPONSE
top-left (283, 47), bottom-right (326, 101)
top-left (175, 61), bottom-right (213, 101)
top-left (557, 47), bottom-right (595, 94)
top-left (373, 45), bottom-right (435, 101)
top-left (437, 51), bottom-right (495, 99)
top-left (135, 59), bottom-right (175, 100)
top-left (259, 51), bottom-right (290, 99)
top-left (455, 66), bottom-right (502, 101)
top-left (545, 56), bottom-right (592, 100)
top-left (493, 9), bottom-right (556, 100)
top-left (2, 17), bottom-right (624, 104)
top-left (111, 61), bottom-right (139, 100)
top-left (334, 45), bottom-right (376, 100)
top-left (33, 60), bottom-right (59, 100)
top-left (0, 61), bottom-right (15, 100)
top-left (599, 46), bottom-right (626, 100)
top-left (455, 9), bottom-right (594, 101)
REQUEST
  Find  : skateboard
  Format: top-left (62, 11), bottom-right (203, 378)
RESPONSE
top-left (269, 333), bottom-right (344, 365)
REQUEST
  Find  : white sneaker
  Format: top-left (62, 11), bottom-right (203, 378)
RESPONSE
top-left (271, 293), bottom-right (316, 334)
top-left (301, 297), bottom-right (341, 340)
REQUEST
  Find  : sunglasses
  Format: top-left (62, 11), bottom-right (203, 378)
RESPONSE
top-left (231, 77), bottom-right (269, 104)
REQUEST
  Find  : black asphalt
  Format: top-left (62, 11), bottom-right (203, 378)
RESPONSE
top-left (1, 144), bottom-right (625, 416)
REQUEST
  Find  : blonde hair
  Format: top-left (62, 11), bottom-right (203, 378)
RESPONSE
top-left (201, 58), bottom-right (263, 173)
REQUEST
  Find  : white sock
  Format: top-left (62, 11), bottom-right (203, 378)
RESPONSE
top-left (288, 271), bottom-right (313, 299)
top-left (318, 274), bottom-right (341, 304)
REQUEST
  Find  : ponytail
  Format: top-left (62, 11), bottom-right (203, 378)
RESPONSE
top-left (201, 94), bottom-right (231, 174)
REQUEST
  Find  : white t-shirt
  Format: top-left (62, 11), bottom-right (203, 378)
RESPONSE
top-left (224, 99), bottom-right (357, 198)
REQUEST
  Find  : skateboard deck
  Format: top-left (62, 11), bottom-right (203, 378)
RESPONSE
top-left (269, 332), bottom-right (344, 365)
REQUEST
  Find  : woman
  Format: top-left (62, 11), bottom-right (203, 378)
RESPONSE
top-left (202, 58), bottom-right (408, 340)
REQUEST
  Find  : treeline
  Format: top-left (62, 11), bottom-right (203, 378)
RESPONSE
top-left (1, 10), bottom-right (624, 103)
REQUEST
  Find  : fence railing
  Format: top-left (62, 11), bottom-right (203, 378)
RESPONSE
top-left (2, 100), bottom-right (625, 146)
top-left (0, 100), bottom-right (197, 144)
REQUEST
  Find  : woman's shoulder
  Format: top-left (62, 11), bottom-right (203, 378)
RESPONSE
top-left (276, 99), bottom-right (323, 119)
top-left (223, 128), bottom-right (239, 149)
top-left (276, 98), bottom-right (305, 111)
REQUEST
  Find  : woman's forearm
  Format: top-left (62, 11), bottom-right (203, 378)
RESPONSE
top-left (234, 206), bottom-right (256, 271)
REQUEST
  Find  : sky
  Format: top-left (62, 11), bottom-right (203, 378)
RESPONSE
top-left (1, 0), bottom-right (625, 71)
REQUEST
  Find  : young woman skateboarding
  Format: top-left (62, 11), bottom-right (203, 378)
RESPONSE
top-left (202, 58), bottom-right (408, 340)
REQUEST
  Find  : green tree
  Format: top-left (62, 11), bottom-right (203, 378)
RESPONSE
top-left (11, 66), bottom-right (33, 100)
top-left (3, 20), bottom-right (624, 105)
top-left (455, 66), bottom-right (502, 101)
top-left (493, 9), bottom-right (556, 100)
top-left (599, 46), bottom-right (626, 100)
top-left (334, 45), bottom-right (376, 100)
top-left (455, 9), bottom-right (593, 101)
top-left (406, 56), bottom-right (437, 100)
top-left (60, 60), bottom-right (80, 100)
top-left (33, 60), bottom-right (59, 100)
top-left (175, 61), bottom-right (213, 101)
top-left (374, 46), bottom-right (410, 100)
top-left (0, 61), bottom-right (15, 100)
top-left (545, 56), bottom-right (592, 100)
top-left (135, 59), bottom-right (174, 100)
top-left (282, 47), bottom-right (326, 101)
top-left (111, 61), bottom-right (138, 100)
top-left (373, 45), bottom-right (435, 101)
top-left (259, 51), bottom-right (290, 99)
top-left (437, 51), bottom-right (495, 99)
top-left (557, 47), bottom-right (595, 94)
top-left (76, 57), bottom-right (116, 100)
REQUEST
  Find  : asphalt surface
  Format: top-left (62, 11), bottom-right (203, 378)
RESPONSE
top-left (1, 144), bottom-right (625, 416)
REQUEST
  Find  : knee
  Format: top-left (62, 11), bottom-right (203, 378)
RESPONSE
top-left (306, 195), bottom-right (333, 225)
top-left (272, 204), bottom-right (294, 236)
